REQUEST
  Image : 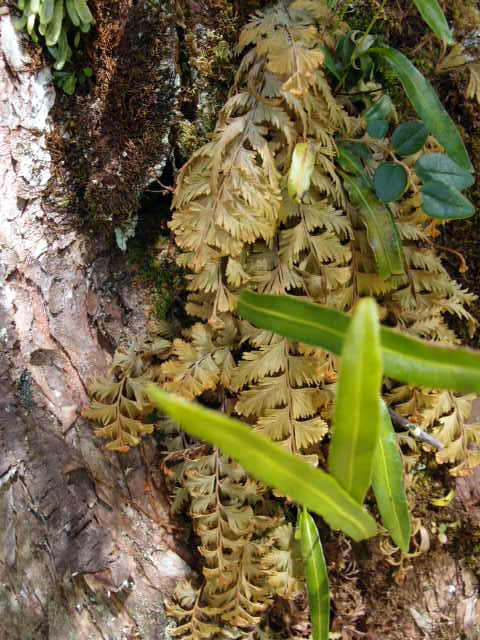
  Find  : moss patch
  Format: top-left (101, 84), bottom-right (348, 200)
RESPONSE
top-left (47, 0), bottom-right (178, 230)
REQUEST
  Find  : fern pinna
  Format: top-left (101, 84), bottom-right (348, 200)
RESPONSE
top-left (85, 1), bottom-right (479, 637)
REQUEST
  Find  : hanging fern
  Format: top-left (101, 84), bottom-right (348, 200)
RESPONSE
top-left (83, 0), bottom-right (479, 636)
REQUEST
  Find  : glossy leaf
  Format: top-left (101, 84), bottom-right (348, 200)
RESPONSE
top-left (288, 143), bottom-right (316, 201)
top-left (343, 174), bottom-right (405, 279)
top-left (412, 0), bottom-right (454, 45)
top-left (391, 120), bottom-right (428, 156)
top-left (237, 291), bottom-right (480, 394)
top-left (374, 162), bottom-right (408, 202)
top-left (367, 119), bottom-right (389, 139)
top-left (329, 299), bottom-right (382, 504)
top-left (372, 47), bottom-right (472, 171)
top-left (415, 153), bottom-right (475, 190)
top-left (421, 181), bottom-right (475, 219)
top-left (372, 403), bottom-right (411, 552)
top-left (298, 509), bottom-right (330, 640)
top-left (147, 386), bottom-right (377, 541)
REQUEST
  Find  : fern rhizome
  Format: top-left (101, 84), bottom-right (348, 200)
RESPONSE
top-left (84, 1), bottom-right (479, 637)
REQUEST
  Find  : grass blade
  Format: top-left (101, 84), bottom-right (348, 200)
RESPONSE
top-left (329, 299), bottom-right (382, 504)
top-left (147, 386), bottom-right (377, 541)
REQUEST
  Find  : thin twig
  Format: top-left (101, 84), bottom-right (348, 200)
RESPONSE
top-left (388, 407), bottom-right (444, 450)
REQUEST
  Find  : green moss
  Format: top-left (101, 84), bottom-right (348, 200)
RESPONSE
top-left (128, 242), bottom-right (184, 321)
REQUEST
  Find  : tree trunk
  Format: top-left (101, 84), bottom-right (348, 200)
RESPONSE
top-left (1, 2), bottom-right (479, 639)
top-left (0, 8), bottom-right (191, 638)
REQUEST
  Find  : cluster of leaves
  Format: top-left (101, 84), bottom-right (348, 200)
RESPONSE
top-left (149, 288), bottom-right (480, 639)
top-left (15, 0), bottom-right (94, 93)
top-left (319, 26), bottom-right (476, 289)
top-left (83, 0), bottom-right (479, 637)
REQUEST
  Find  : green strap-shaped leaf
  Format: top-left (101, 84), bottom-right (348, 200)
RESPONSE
top-left (45, 0), bottom-right (64, 46)
top-left (343, 174), bottom-right (405, 279)
top-left (288, 143), bottom-right (316, 202)
top-left (39, 0), bottom-right (55, 25)
top-left (329, 299), bottom-right (382, 504)
top-left (74, 0), bottom-right (94, 24)
top-left (372, 47), bottom-right (472, 171)
top-left (298, 509), bottom-right (330, 640)
top-left (237, 291), bottom-right (480, 394)
top-left (66, 0), bottom-right (81, 26)
top-left (411, 0), bottom-right (454, 45)
top-left (372, 403), bottom-right (411, 552)
top-left (147, 387), bottom-right (377, 542)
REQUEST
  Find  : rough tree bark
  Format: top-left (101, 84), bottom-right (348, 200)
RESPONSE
top-left (0, 7), bottom-right (191, 638)
top-left (0, 2), bottom-right (479, 639)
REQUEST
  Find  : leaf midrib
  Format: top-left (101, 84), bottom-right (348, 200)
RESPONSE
top-left (239, 297), bottom-right (480, 380)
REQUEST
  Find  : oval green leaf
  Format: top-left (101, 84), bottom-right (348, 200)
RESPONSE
top-left (374, 162), bottom-right (408, 202)
top-left (422, 180), bottom-right (475, 219)
top-left (147, 386), bottom-right (377, 542)
top-left (391, 120), bottom-right (429, 156)
top-left (299, 509), bottom-right (330, 640)
top-left (329, 299), bottom-right (382, 504)
top-left (367, 118), bottom-right (389, 139)
top-left (372, 47), bottom-right (472, 171)
top-left (372, 402), bottom-right (411, 553)
top-left (415, 153), bottom-right (475, 190)
top-left (412, 0), bottom-right (454, 45)
top-left (288, 143), bottom-right (316, 202)
top-left (237, 291), bottom-right (480, 394)
top-left (343, 174), bottom-right (405, 279)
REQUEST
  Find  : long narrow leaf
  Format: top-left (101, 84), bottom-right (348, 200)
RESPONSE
top-left (372, 403), bottom-right (411, 552)
top-left (372, 47), bottom-right (472, 171)
top-left (412, 0), bottom-right (454, 45)
top-left (147, 386), bottom-right (377, 541)
top-left (298, 509), bottom-right (330, 640)
top-left (329, 299), bottom-right (382, 503)
top-left (237, 291), bottom-right (480, 393)
top-left (343, 174), bottom-right (405, 279)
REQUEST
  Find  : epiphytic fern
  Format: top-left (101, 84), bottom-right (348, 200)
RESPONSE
top-left (83, 331), bottom-right (170, 452)
top-left (84, 1), bottom-right (479, 636)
